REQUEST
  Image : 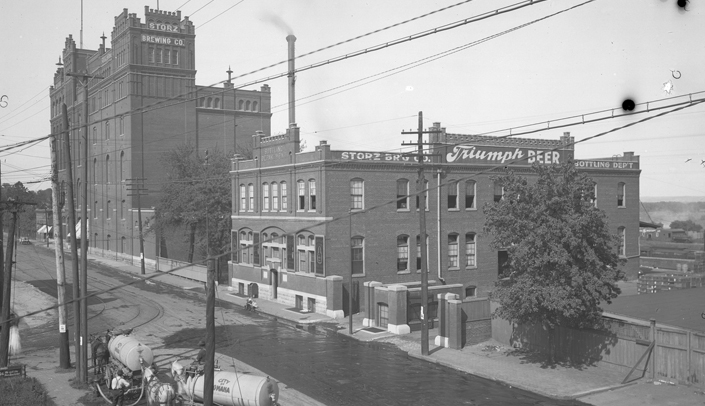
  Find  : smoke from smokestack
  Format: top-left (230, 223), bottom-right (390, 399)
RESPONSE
top-left (260, 12), bottom-right (294, 35)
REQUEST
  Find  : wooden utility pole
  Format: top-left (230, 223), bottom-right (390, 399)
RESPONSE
top-left (126, 179), bottom-right (148, 275)
top-left (62, 103), bottom-right (83, 381)
top-left (0, 161), bottom-right (4, 308)
top-left (204, 257), bottom-right (216, 405)
top-left (402, 112), bottom-right (441, 356)
top-left (0, 203), bottom-right (18, 367)
top-left (50, 131), bottom-right (71, 368)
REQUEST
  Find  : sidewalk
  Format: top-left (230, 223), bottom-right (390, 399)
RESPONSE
top-left (19, 243), bottom-right (705, 405)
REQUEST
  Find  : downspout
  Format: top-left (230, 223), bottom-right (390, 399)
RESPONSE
top-left (437, 168), bottom-right (444, 284)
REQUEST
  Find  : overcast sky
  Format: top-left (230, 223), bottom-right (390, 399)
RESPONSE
top-left (1, 0), bottom-right (703, 199)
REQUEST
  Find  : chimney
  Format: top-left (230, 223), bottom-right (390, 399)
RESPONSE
top-left (286, 35), bottom-right (296, 126)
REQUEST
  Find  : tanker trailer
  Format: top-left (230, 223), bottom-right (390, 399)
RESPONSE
top-left (182, 370), bottom-right (279, 406)
top-left (108, 334), bottom-right (154, 371)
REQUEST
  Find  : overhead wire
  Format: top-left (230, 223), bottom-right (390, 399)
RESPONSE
top-left (6, 93), bottom-right (701, 329)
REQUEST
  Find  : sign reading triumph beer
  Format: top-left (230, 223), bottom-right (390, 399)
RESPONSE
top-left (444, 144), bottom-right (572, 165)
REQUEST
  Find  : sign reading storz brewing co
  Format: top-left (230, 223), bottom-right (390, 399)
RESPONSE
top-left (141, 34), bottom-right (185, 46)
top-left (444, 144), bottom-right (572, 165)
top-left (334, 151), bottom-right (433, 163)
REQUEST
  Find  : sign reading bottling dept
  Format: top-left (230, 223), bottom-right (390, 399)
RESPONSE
top-left (574, 160), bottom-right (639, 170)
top-left (444, 144), bottom-right (572, 165)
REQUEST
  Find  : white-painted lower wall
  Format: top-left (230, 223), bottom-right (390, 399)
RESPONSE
top-left (230, 278), bottom-right (335, 317)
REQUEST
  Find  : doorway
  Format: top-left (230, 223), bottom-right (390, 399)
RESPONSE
top-left (270, 269), bottom-right (278, 299)
top-left (377, 303), bottom-right (389, 329)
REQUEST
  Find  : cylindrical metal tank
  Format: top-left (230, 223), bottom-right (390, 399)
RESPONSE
top-left (107, 335), bottom-right (153, 371)
top-left (186, 371), bottom-right (279, 406)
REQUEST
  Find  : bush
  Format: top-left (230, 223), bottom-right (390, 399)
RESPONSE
top-left (0, 376), bottom-right (54, 406)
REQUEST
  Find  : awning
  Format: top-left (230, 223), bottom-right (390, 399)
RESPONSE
top-left (37, 225), bottom-right (53, 234)
top-left (639, 220), bottom-right (662, 229)
top-left (67, 220), bottom-right (82, 239)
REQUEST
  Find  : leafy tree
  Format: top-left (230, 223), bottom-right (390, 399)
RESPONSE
top-left (483, 162), bottom-right (625, 336)
top-left (1, 182), bottom-right (38, 239)
top-left (669, 219), bottom-right (703, 232)
top-left (150, 144), bottom-right (232, 262)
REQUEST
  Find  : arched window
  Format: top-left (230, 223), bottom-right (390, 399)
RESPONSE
top-left (465, 233), bottom-right (476, 267)
top-left (493, 181), bottom-right (503, 203)
top-left (297, 180), bottom-right (306, 211)
top-left (280, 182), bottom-right (288, 210)
top-left (272, 182), bottom-right (279, 211)
top-left (465, 180), bottom-right (476, 209)
top-left (245, 100), bottom-right (251, 111)
top-left (120, 151), bottom-right (125, 182)
top-left (617, 182), bottom-right (626, 207)
top-left (416, 179), bottom-right (428, 210)
top-left (106, 121), bottom-right (110, 140)
top-left (106, 200), bottom-right (112, 219)
top-left (248, 184), bottom-right (254, 211)
top-left (308, 179), bottom-right (316, 210)
top-left (448, 234), bottom-right (459, 268)
top-left (239, 230), bottom-right (253, 264)
top-left (106, 234), bottom-right (111, 251)
top-left (262, 183), bottom-right (270, 211)
top-left (238, 100), bottom-right (244, 110)
top-left (351, 236), bottom-right (364, 275)
top-left (214, 98), bottom-right (220, 109)
top-left (105, 155), bottom-right (111, 184)
top-left (351, 179), bottom-right (364, 210)
top-left (93, 158), bottom-right (97, 184)
top-left (239, 184), bottom-right (246, 211)
top-left (121, 200), bottom-right (125, 219)
top-left (93, 126), bottom-right (97, 144)
top-left (206, 97), bottom-right (212, 108)
top-left (121, 237), bottom-right (126, 254)
top-left (397, 235), bottom-right (409, 272)
top-left (448, 180), bottom-right (458, 210)
top-left (397, 179), bottom-right (409, 210)
top-left (252, 101), bottom-right (258, 112)
top-left (199, 98), bottom-right (205, 107)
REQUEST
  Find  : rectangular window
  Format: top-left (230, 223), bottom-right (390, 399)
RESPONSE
top-left (351, 237), bottom-right (364, 275)
top-left (149, 48), bottom-right (155, 63)
top-left (448, 181), bottom-right (458, 210)
top-left (298, 249), bottom-right (307, 272)
top-left (465, 180), bottom-right (476, 209)
top-left (164, 50), bottom-right (171, 64)
top-left (351, 180), bottom-right (363, 210)
top-left (156, 49), bottom-right (162, 63)
top-left (416, 235), bottom-right (428, 272)
top-left (448, 234), bottom-right (459, 268)
top-left (619, 227), bottom-right (626, 256)
top-left (263, 184), bottom-right (270, 211)
top-left (281, 182), bottom-right (288, 210)
top-left (465, 233), bottom-right (476, 267)
top-left (397, 180), bottom-right (408, 210)
top-left (308, 251), bottom-right (315, 273)
top-left (248, 184), bottom-right (254, 211)
top-left (309, 180), bottom-right (316, 210)
top-left (172, 50), bottom-right (179, 65)
top-left (272, 183), bottom-right (279, 211)
top-left (298, 181), bottom-right (306, 211)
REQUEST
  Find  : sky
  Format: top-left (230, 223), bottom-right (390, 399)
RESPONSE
top-left (1, 0), bottom-right (704, 199)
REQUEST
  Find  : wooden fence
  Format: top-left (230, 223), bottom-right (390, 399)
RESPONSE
top-left (492, 310), bottom-right (705, 387)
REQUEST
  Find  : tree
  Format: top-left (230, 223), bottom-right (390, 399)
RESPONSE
top-left (483, 161), bottom-right (625, 335)
top-left (669, 219), bottom-right (702, 232)
top-left (150, 144), bottom-right (232, 263)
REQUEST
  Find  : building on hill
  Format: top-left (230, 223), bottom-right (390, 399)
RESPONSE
top-left (228, 125), bottom-right (641, 330)
top-left (49, 6), bottom-right (272, 262)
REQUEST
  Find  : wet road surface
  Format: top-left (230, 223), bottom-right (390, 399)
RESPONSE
top-left (165, 322), bottom-right (587, 406)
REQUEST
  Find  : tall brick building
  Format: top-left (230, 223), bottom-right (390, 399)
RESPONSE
top-left (49, 6), bottom-right (271, 260)
top-left (229, 124), bottom-right (641, 329)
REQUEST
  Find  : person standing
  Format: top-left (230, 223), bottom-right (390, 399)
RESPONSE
top-left (111, 371), bottom-right (130, 406)
top-left (195, 340), bottom-right (206, 364)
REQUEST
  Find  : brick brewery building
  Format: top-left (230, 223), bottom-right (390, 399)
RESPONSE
top-left (229, 125), bottom-right (641, 331)
top-left (49, 6), bottom-right (271, 260)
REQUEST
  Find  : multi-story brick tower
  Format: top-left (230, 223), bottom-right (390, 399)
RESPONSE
top-left (50, 6), bottom-right (272, 261)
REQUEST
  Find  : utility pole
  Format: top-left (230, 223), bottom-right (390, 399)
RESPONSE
top-left (402, 112), bottom-right (441, 356)
top-left (0, 161), bottom-right (4, 308)
top-left (0, 198), bottom-right (36, 367)
top-left (126, 179), bottom-right (148, 275)
top-left (204, 257), bottom-right (216, 406)
top-left (0, 202), bottom-right (18, 368)
top-left (65, 71), bottom-right (102, 382)
top-left (50, 131), bottom-right (71, 368)
top-left (62, 103), bottom-right (84, 381)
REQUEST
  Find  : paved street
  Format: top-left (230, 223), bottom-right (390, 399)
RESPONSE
top-left (11, 243), bottom-right (587, 405)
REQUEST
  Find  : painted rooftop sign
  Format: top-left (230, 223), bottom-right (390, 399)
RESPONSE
top-left (444, 144), bottom-right (572, 165)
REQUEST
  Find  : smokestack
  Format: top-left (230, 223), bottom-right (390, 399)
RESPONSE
top-left (286, 35), bottom-right (296, 126)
